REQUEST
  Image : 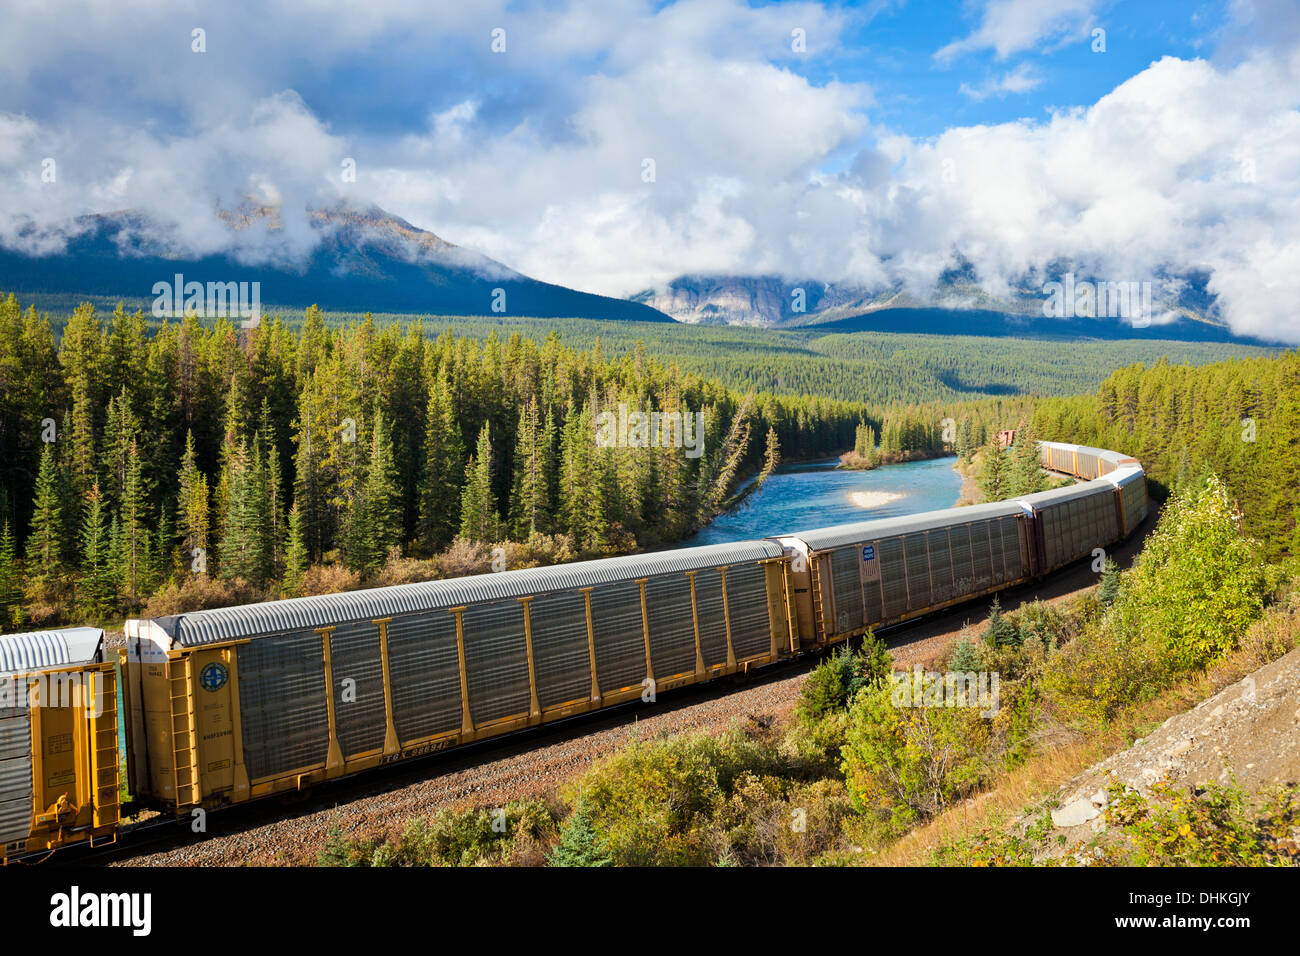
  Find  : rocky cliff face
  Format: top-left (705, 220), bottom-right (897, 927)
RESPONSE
top-left (631, 275), bottom-right (882, 326)
top-left (630, 268), bottom-right (1259, 342)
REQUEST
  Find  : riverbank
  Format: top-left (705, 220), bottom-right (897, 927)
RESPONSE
top-left (953, 451), bottom-right (984, 506)
top-left (837, 447), bottom-right (951, 472)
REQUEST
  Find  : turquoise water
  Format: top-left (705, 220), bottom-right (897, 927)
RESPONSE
top-left (683, 456), bottom-right (964, 546)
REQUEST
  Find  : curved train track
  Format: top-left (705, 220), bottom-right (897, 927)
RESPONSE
top-left (1, 439), bottom-right (1148, 864)
top-left (104, 509), bottom-right (1157, 867)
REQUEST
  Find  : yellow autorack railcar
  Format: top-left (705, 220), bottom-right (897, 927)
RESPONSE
top-left (0, 628), bottom-right (120, 862)
top-left (123, 541), bottom-right (796, 814)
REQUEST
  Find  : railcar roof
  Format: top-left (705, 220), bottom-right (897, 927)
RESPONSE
top-left (1038, 440), bottom-right (1109, 457)
top-left (1097, 450), bottom-right (1137, 466)
top-left (146, 539), bottom-right (784, 647)
top-left (1016, 478), bottom-right (1115, 508)
top-left (1103, 464), bottom-right (1146, 487)
top-left (0, 628), bottom-right (105, 674)
top-left (775, 500), bottom-right (1028, 552)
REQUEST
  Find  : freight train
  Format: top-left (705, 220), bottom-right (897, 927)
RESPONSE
top-left (0, 440), bottom-right (1146, 862)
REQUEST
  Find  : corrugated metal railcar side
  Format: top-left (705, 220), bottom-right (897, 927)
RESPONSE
top-left (774, 500), bottom-right (1034, 646)
top-left (1017, 481), bottom-right (1122, 573)
top-left (1105, 465), bottom-right (1149, 536)
top-left (1038, 441), bottom-right (1139, 480)
top-left (125, 540), bottom-right (793, 810)
top-left (0, 629), bottom-right (119, 863)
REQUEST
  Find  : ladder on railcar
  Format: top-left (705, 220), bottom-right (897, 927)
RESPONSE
top-left (808, 558), bottom-right (827, 645)
top-left (91, 668), bottom-right (121, 829)
top-left (168, 658), bottom-right (201, 812)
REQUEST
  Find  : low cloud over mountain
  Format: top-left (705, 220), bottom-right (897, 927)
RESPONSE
top-left (0, 1), bottom-right (1297, 339)
top-left (0, 203), bottom-right (671, 321)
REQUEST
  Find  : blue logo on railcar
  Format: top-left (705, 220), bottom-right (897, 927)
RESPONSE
top-left (862, 545), bottom-right (876, 561)
top-left (199, 662), bottom-right (228, 692)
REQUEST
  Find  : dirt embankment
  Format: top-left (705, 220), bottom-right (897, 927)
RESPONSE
top-left (1036, 643), bottom-right (1300, 852)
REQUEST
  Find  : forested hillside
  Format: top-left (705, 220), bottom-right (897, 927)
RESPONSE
top-left (381, 316), bottom-right (1273, 405)
top-left (1033, 352), bottom-right (1300, 560)
top-left (2, 286), bottom-right (1293, 632)
top-left (40, 305), bottom-right (1265, 407)
top-left (0, 294), bottom-right (864, 628)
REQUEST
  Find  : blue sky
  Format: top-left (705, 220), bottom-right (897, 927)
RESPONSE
top-left (0, 0), bottom-right (1298, 339)
top-left (255, 1), bottom-right (1241, 161)
top-left (824, 1), bottom-right (1228, 137)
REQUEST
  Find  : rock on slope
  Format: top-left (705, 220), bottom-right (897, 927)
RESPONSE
top-left (1044, 643), bottom-right (1300, 842)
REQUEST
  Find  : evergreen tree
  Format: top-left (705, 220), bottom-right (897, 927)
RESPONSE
top-left (79, 483), bottom-right (116, 618)
top-left (0, 521), bottom-right (19, 630)
top-left (955, 418), bottom-right (975, 462)
top-left (177, 430), bottom-right (210, 575)
top-left (283, 503), bottom-right (308, 596)
top-left (540, 405), bottom-right (559, 530)
top-left (1007, 424), bottom-right (1049, 496)
top-left (263, 425), bottom-right (286, 576)
top-left (548, 801), bottom-right (612, 867)
top-left (418, 373), bottom-right (465, 552)
top-left (510, 400), bottom-right (551, 538)
top-left (978, 441), bottom-right (1010, 502)
top-left (584, 433), bottom-right (615, 552)
top-left (293, 382), bottom-right (326, 562)
top-left (854, 422), bottom-right (874, 458)
top-left (367, 403), bottom-right (403, 556)
top-left (1098, 557), bottom-right (1122, 607)
top-left (115, 438), bottom-right (149, 608)
top-left (346, 400), bottom-right (403, 574)
top-left (218, 440), bottom-right (269, 585)
top-left (25, 443), bottom-right (63, 582)
top-left (101, 386), bottom-right (139, 512)
top-left (984, 596), bottom-right (1020, 647)
top-left (61, 303), bottom-right (102, 504)
top-left (949, 637), bottom-right (981, 672)
top-left (459, 422), bottom-right (499, 542)
top-left (105, 302), bottom-right (147, 393)
top-left (155, 499), bottom-right (176, 585)
top-left (558, 403), bottom-right (589, 545)
top-left (697, 397), bottom-right (753, 523)
top-left (248, 432), bottom-right (273, 581)
top-left (757, 426), bottom-right (781, 487)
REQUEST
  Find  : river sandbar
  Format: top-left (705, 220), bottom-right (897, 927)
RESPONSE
top-left (848, 490), bottom-right (907, 509)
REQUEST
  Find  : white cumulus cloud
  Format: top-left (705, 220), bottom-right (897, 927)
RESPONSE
top-left (0, 0), bottom-right (1298, 342)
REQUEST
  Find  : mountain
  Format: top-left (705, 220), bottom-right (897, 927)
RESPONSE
top-left (0, 205), bottom-right (673, 322)
top-left (632, 267), bottom-right (1276, 344)
top-left (629, 275), bottom-right (879, 327)
top-left (810, 307), bottom-right (1276, 344)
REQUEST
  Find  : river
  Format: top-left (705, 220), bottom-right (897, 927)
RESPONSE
top-left (682, 456), bottom-right (964, 546)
